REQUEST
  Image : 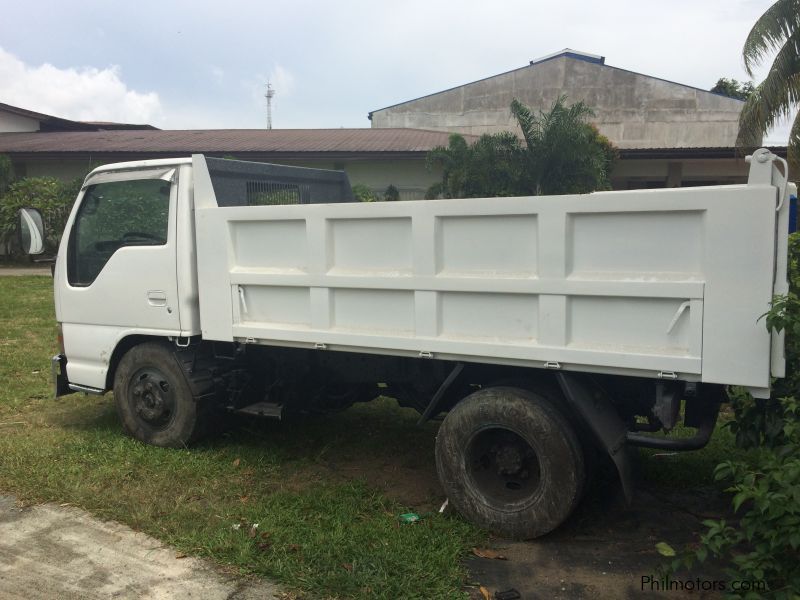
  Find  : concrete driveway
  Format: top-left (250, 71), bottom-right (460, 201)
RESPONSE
top-left (0, 496), bottom-right (282, 599)
top-left (0, 267), bottom-right (50, 275)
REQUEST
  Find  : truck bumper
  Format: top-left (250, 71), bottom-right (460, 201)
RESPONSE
top-left (51, 354), bottom-right (73, 398)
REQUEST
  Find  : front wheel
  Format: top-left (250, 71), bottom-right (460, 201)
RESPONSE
top-left (435, 386), bottom-right (585, 539)
top-left (113, 342), bottom-right (209, 448)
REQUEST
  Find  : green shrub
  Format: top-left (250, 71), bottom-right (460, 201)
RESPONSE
top-left (383, 184), bottom-right (400, 202)
top-left (0, 176), bottom-right (82, 256)
top-left (662, 232), bottom-right (800, 598)
top-left (699, 401), bottom-right (800, 598)
top-left (352, 183), bottom-right (378, 203)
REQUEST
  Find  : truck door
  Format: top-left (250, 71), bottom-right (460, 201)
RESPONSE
top-left (56, 167), bottom-right (181, 389)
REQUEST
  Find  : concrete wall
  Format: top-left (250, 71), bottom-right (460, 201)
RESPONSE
top-left (371, 56), bottom-right (746, 149)
top-left (20, 159), bottom-right (97, 180)
top-left (0, 110), bottom-right (40, 133)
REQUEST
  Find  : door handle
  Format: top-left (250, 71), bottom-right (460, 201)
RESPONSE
top-left (147, 291), bottom-right (167, 307)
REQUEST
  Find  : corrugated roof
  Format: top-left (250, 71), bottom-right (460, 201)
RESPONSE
top-left (0, 128), bottom-right (474, 154)
top-left (0, 102), bottom-right (158, 132)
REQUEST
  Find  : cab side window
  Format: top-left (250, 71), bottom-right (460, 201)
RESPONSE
top-left (67, 179), bottom-right (170, 287)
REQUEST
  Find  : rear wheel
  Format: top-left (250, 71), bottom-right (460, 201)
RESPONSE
top-left (435, 386), bottom-right (585, 539)
top-left (114, 342), bottom-right (209, 447)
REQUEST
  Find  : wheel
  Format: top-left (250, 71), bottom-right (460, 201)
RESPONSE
top-left (113, 342), bottom-right (209, 448)
top-left (435, 386), bottom-right (585, 539)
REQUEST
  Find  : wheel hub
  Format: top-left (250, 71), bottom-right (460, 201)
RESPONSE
top-left (495, 444), bottom-right (523, 476)
top-left (129, 369), bottom-right (174, 429)
top-left (467, 427), bottom-right (541, 503)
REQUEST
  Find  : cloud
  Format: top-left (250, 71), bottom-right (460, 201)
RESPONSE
top-left (240, 65), bottom-right (297, 129)
top-left (268, 65), bottom-right (295, 98)
top-left (0, 47), bottom-right (162, 125)
top-left (764, 111), bottom-right (796, 146)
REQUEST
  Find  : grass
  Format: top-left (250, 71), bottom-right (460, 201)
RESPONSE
top-left (0, 276), bottom-right (482, 599)
top-left (0, 276), bottom-right (753, 598)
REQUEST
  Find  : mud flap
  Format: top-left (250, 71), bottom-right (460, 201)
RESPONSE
top-left (556, 372), bottom-right (634, 504)
top-left (51, 354), bottom-right (74, 398)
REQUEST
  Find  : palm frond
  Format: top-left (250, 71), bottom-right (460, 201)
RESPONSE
top-left (788, 111), bottom-right (800, 177)
top-left (510, 98), bottom-right (539, 150)
top-left (758, 30), bottom-right (800, 108)
top-left (737, 74), bottom-right (800, 148)
top-left (743, 0), bottom-right (800, 76)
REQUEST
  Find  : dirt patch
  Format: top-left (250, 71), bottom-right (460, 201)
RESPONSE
top-left (319, 455), bottom-right (444, 511)
top-left (465, 475), bottom-right (729, 599)
top-left (279, 455), bottom-right (443, 512)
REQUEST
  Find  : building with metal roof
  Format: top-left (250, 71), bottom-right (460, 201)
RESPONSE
top-left (368, 49), bottom-right (787, 189)
top-left (0, 104), bottom-right (465, 198)
top-left (0, 102), bottom-right (157, 133)
top-left (369, 48), bottom-right (747, 149)
top-left (0, 51), bottom-right (788, 195)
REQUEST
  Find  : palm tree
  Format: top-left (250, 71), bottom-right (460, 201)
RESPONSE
top-left (425, 131), bottom-right (525, 199)
top-left (510, 96), bottom-right (616, 195)
top-left (736, 0), bottom-right (800, 174)
top-left (425, 97), bottom-right (616, 198)
top-left (424, 133), bottom-right (471, 199)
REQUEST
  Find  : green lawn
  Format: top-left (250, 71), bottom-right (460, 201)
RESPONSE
top-left (0, 276), bottom-right (482, 599)
top-left (0, 276), bottom-right (746, 598)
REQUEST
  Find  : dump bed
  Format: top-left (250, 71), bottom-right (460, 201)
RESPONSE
top-left (191, 154), bottom-right (791, 397)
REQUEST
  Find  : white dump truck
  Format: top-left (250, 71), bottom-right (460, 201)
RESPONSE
top-left (18, 149), bottom-right (793, 538)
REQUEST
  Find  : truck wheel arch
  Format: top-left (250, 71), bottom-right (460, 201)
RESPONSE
top-left (105, 335), bottom-right (169, 391)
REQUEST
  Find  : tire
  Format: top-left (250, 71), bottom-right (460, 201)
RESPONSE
top-left (435, 386), bottom-right (585, 539)
top-left (113, 342), bottom-right (210, 448)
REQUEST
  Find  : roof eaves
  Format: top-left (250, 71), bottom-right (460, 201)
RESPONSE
top-left (619, 145), bottom-right (787, 159)
top-left (0, 102), bottom-right (58, 121)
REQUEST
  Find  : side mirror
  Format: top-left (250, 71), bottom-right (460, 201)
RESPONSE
top-left (18, 208), bottom-right (45, 255)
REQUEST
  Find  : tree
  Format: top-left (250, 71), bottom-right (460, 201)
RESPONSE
top-left (425, 133), bottom-right (473, 199)
top-left (710, 77), bottom-right (755, 100)
top-left (736, 0), bottom-right (800, 174)
top-left (425, 131), bottom-right (526, 199)
top-left (425, 97), bottom-right (616, 199)
top-left (511, 96), bottom-right (616, 195)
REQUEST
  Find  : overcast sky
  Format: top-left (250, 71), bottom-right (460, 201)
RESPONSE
top-left (0, 0), bottom-right (792, 142)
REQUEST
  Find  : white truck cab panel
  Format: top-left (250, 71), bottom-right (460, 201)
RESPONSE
top-left (54, 161), bottom-right (195, 390)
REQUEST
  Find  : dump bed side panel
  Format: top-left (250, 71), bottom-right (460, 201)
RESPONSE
top-left (192, 156), bottom-right (779, 389)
